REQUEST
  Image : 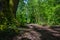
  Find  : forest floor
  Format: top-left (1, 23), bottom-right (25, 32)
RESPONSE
top-left (0, 24), bottom-right (60, 40)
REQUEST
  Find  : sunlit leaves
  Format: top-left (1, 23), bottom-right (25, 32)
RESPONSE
top-left (16, 0), bottom-right (60, 25)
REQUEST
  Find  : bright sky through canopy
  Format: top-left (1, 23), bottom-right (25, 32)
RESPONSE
top-left (24, 0), bottom-right (28, 4)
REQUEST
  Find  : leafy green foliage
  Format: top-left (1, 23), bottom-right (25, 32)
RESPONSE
top-left (16, 0), bottom-right (60, 25)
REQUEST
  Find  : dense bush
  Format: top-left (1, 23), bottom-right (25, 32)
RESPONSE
top-left (16, 0), bottom-right (60, 25)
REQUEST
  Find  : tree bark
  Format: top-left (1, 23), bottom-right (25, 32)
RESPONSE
top-left (0, 0), bottom-right (19, 24)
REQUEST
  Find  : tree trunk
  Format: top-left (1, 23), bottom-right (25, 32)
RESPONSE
top-left (0, 0), bottom-right (19, 24)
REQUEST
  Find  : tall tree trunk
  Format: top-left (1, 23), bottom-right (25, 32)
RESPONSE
top-left (0, 0), bottom-right (19, 24)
